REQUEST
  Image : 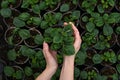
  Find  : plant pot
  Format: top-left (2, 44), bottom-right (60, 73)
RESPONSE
top-left (78, 0), bottom-right (97, 12)
top-left (117, 34), bottom-right (120, 46)
top-left (3, 9), bottom-right (20, 28)
top-left (14, 45), bottom-right (29, 65)
top-left (80, 13), bottom-right (90, 30)
top-left (5, 66), bottom-right (25, 80)
top-left (0, 24), bottom-right (4, 39)
top-left (115, 0), bottom-right (120, 12)
top-left (80, 66), bottom-right (99, 80)
top-left (4, 27), bottom-right (23, 46)
top-left (9, 0), bottom-right (22, 9)
top-left (24, 28), bottom-right (41, 48)
top-left (99, 49), bottom-right (117, 66)
top-left (60, 0), bottom-right (77, 12)
top-left (62, 11), bottom-right (80, 27)
top-left (84, 48), bottom-right (97, 66)
top-left (97, 0), bottom-right (115, 13)
top-left (101, 66), bottom-right (118, 80)
top-left (46, 1), bottom-right (61, 11)
top-left (25, 11), bottom-right (42, 28)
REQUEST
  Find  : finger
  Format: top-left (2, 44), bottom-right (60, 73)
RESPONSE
top-left (50, 50), bottom-right (57, 59)
top-left (43, 42), bottom-right (52, 60)
top-left (64, 22), bottom-right (68, 26)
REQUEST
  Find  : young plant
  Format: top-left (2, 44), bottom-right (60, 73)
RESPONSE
top-left (97, 0), bottom-right (115, 13)
top-left (80, 69), bottom-right (98, 80)
top-left (81, 0), bottom-right (97, 13)
top-left (4, 66), bottom-right (24, 80)
top-left (101, 50), bottom-right (117, 64)
top-left (24, 66), bottom-right (33, 77)
top-left (44, 24), bottom-right (75, 55)
top-left (116, 26), bottom-right (120, 35)
top-left (82, 29), bottom-right (99, 47)
top-left (92, 54), bottom-right (103, 64)
top-left (41, 12), bottom-right (62, 29)
top-left (60, 0), bottom-right (78, 12)
top-left (63, 10), bottom-right (80, 25)
top-left (94, 35), bottom-right (111, 50)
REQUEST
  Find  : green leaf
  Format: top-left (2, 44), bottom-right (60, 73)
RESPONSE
top-left (13, 17), bottom-right (25, 28)
top-left (86, 22), bottom-right (95, 32)
top-left (25, 67), bottom-right (33, 76)
top-left (80, 71), bottom-right (88, 79)
top-left (4, 66), bottom-right (15, 77)
top-left (97, 4), bottom-right (104, 13)
top-left (18, 29), bottom-right (30, 39)
top-left (39, 1), bottom-right (47, 10)
top-left (92, 54), bottom-right (103, 64)
top-left (103, 24), bottom-right (113, 36)
top-left (116, 64), bottom-right (120, 74)
top-left (50, 43), bottom-right (61, 50)
top-left (15, 70), bottom-right (23, 79)
top-left (32, 4), bottom-right (40, 14)
top-left (62, 45), bottom-right (75, 55)
top-left (40, 21), bottom-right (48, 29)
top-left (74, 67), bottom-right (80, 78)
top-left (0, 8), bottom-right (12, 18)
top-left (7, 49), bottom-right (17, 61)
top-left (32, 17), bottom-right (41, 26)
top-left (53, 34), bottom-right (63, 43)
top-left (18, 12), bottom-right (30, 21)
top-left (60, 4), bottom-right (69, 12)
top-left (55, 12), bottom-right (62, 21)
top-left (1, 1), bottom-right (9, 8)
top-left (116, 26), bottom-right (120, 34)
top-left (109, 0), bottom-right (115, 7)
top-left (82, 15), bottom-right (89, 22)
top-left (34, 34), bottom-right (44, 45)
top-left (72, 10), bottom-right (80, 19)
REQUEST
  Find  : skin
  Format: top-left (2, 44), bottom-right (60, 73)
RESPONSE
top-left (36, 22), bottom-right (82, 80)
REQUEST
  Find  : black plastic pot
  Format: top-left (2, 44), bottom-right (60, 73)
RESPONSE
top-left (100, 66), bottom-right (118, 80)
top-left (5, 66), bottom-right (25, 80)
top-left (5, 27), bottom-right (23, 46)
top-left (24, 28), bottom-right (41, 48)
top-left (117, 34), bottom-right (120, 46)
top-left (14, 45), bottom-right (29, 65)
top-left (0, 24), bottom-right (4, 39)
top-left (115, 0), bottom-right (120, 12)
top-left (84, 48), bottom-right (97, 66)
top-left (8, 0), bottom-right (22, 9)
top-left (99, 49), bottom-right (116, 66)
top-left (3, 9), bottom-right (20, 28)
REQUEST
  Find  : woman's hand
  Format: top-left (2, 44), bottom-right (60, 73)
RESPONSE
top-left (64, 22), bottom-right (82, 57)
top-left (43, 42), bottom-right (58, 70)
top-left (36, 42), bottom-right (58, 80)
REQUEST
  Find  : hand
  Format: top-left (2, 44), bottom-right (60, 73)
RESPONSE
top-left (43, 42), bottom-right (58, 70)
top-left (64, 22), bottom-right (82, 57)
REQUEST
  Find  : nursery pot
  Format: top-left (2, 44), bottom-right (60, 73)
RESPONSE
top-left (100, 66), bottom-right (118, 80)
top-left (9, 0), bottom-right (22, 9)
top-left (0, 24), bottom-right (4, 39)
top-left (117, 34), bottom-right (120, 46)
top-left (60, 0), bottom-right (77, 12)
top-left (5, 66), bottom-right (25, 80)
top-left (115, 0), bottom-right (120, 12)
top-left (80, 13), bottom-right (90, 30)
top-left (3, 9), bottom-right (20, 28)
top-left (14, 45), bottom-right (29, 65)
top-left (24, 28), bottom-right (41, 48)
top-left (4, 27), bottom-right (23, 46)
top-left (62, 11), bottom-right (79, 27)
top-left (46, 1), bottom-right (61, 11)
top-left (99, 49), bottom-right (116, 66)
top-left (84, 48), bottom-right (97, 66)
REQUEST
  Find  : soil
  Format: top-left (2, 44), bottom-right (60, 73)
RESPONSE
top-left (85, 49), bottom-right (97, 66)
top-left (25, 76), bottom-right (34, 80)
top-left (0, 25), bottom-right (4, 39)
top-left (108, 33), bottom-right (117, 47)
top-left (5, 28), bottom-right (22, 45)
top-left (101, 66), bottom-right (117, 79)
top-left (24, 28), bottom-right (40, 47)
top-left (117, 35), bottom-right (120, 46)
